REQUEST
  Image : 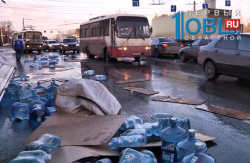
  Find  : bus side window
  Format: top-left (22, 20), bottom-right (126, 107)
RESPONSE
top-left (86, 28), bottom-right (92, 37)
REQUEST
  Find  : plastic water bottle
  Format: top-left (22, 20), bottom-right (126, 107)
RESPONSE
top-left (7, 79), bottom-right (19, 93)
top-left (182, 142), bottom-right (215, 163)
top-left (21, 75), bottom-right (30, 81)
top-left (51, 79), bottom-right (59, 87)
top-left (177, 129), bottom-right (207, 161)
top-left (177, 118), bottom-right (191, 131)
top-left (9, 150), bottom-right (51, 163)
top-left (28, 134), bottom-right (61, 154)
top-left (108, 137), bottom-right (119, 150)
top-left (95, 75), bottom-right (106, 81)
top-left (12, 75), bottom-right (22, 81)
top-left (96, 158), bottom-right (112, 163)
top-left (40, 96), bottom-right (49, 107)
top-left (29, 99), bottom-right (45, 111)
top-left (45, 107), bottom-right (56, 116)
top-left (0, 89), bottom-right (15, 106)
top-left (119, 116), bottom-right (143, 131)
top-left (151, 113), bottom-right (173, 122)
top-left (121, 128), bottom-right (146, 137)
top-left (161, 118), bottom-right (187, 163)
top-left (18, 84), bottom-right (27, 102)
top-left (84, 70), bottom-right (95, 76)
top-left (47, 96), bottom-right (55, 107)
top-left (119, 148), bottom-right (157, 163)
top-left (152, 122), bottom-right (160, 136)
top-left (27, 89), bottom-right (40, 104)
top-left (108, 135), bottom-right (146, 149)
top-left (34, 82), bottom-right (46, 96)
top-left (49, 61), bottom-right (57, 70)
top-left (30, 106), bottom-right (47, 126)
top-left (10, 102), bottom-right (30, 120)
top-left (24, 58), bottom-right (34, 63)
top-left (45, 82), bottom-right (57, 98)
top-left (49, 54), bottom-right (59, 59)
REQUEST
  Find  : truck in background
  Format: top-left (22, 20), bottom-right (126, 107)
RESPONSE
top-left (152, 9), bottom-right (235, 46)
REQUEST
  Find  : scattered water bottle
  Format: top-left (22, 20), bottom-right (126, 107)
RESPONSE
top-left (119, 148), bottom-right (157, 163)
top-left (161, 118), bottom-right (187, 163)
top-left (40, 96), bottom-right (49, 107)
top-left (28, 134), bottom-right (61, 154)
top-left (18, 84), bottom-right (27, 102)
top-left (119, 116), bottom-right (143, 131)
top-left (96, 158), bottom-right (112, 163)
top-left (30, 106), bottom-right (47, 126)
top-left (108, 137), bottom-right (119, 150)
top-left (51, 79), bottom-right (59, 87)
top-left (34, 82), bottom-right (46, 96)
top-left (7, 79), bottom-right (19, 93)
top-left (29, 63), bottom-right (42, 70)
top-left (9, 150), bottom-right (51, 163)
top-left (84, 70), bottom-right (95, 76)
top-left (12, 75), bottom-right (22, 81)
top-left (177, 129), bottom-right (207, 161)
top-left (151, 113), bottom-right (173, 122)
top-left (21, 75), bottom-right (30, 81)
top-left (108, 135), bottom-right (146, 149)
top-left (45, 107), bottom-right (56, 116)
top-left (10, 102), bottom-right (30, 120)
top-left (95, 75), bottom-right (106, 81)
top-left (121, 128), bottom-right (146, 137)
top-left (0, 89), bottom-right (15, 106)
top-left (49, 60), bottom-right (57, 70)
top-left (47, 96), bottom-right (55, 107)
top-left (49, 54), bottom-right (59, 59)
top-left (24, 58), bottom-right (34, 63)
top-left (177, 118), bottom-right (191, 131)
top-left (45, 82), bottom-right (57, 98)
top-left (29, 99), bottom-right (45, 111)
top-left (27, 89), bottom-right (41, 105)
top-left (134, 122), bottom-right (158, 137)
top-left (182, 142), bottom-right (215, 163)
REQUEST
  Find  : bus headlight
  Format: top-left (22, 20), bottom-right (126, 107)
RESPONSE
top-left (76, 44), bottom-right (79, 46)
top-left (145, 46), bottom-right (150, 50)
top-left (118, 47), bottom-right (128, 50)
top-left (27, 45), bottom-right (30, 48)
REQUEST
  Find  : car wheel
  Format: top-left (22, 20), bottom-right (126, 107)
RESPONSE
top-left (180, 52), bottom-right (186, 62)
top-left (154, 49), bottom-right (161, 58)
top-left (77, 50), bottom-right (80, 53)
top-left (73, 50), bottom-right (75, 53)
top-left (204, 61), bottom-right (219, 80)
top-left (174, 54), bottom-right (179, 59)
top-left (63, 50), bottom-right (66, 54)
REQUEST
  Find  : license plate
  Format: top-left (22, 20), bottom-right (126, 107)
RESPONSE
top-left (133, 53), bottom-right (141, 55)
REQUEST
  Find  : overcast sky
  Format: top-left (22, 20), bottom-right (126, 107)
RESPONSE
top-left (0, 0), bottom-right (249, 36)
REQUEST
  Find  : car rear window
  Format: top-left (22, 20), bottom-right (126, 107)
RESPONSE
top-left (159, 38), bottom-right (176, 42)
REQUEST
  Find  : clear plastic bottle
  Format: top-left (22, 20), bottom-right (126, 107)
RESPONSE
top-left (45, 82), bottom-right (57, 98)
top-left (21, 75), bottom-right (30, 81)
top-left (95, 75), bottom-right (106, 81)
top-left (121, 128), bottom-right (146, 137)
top-left (28, 134), bottom-right (61, 154)
top-left (34, 82), bottom-right (46, 96)
top-left (12, 75), bottom-right (22, 81)
top-left (119, 116), bottom-right (143, 131)
top-left (18, 84), bottom-right (27, 102)
top-left (0, 89), bottom-right (15, 107)
top-left (177, 118), bottom-right (191, 131)
top-left (47, 96), bottom-right (55, 107)
top-left (51, 80), bottom-right (59, 87)
top-left (45, 106), bottom-right (56, 116)
top-left (29, 99), bottom-right (45, 111)
top-left (24, 58), bottom-right (34, 63)
top-left (10, 102), bottom-right (30, 120)
top-left (30, 106), bottom-right (47, 126)
top-left (108, 135), bottom-right (146, 149)
top-left (96, 158), bottom-right (112, 163)
top-left (7, 79), bottom-right (19, 94)
top-left (151, 113), bottom-right (173, 122)
top-left (182, 142), bottom-right (215, 163)
top-left (84, 70), bottom-right (95, 76)
top-left (108, 137), bottom-right (119, 150)
top-left (49, 61), bottom-right (57, 70)
top-left (161, 118), bottom-right (187, 163)
top-left (40, 96), bottom-right (49, 108)
top-left (9, 150), bottom-right (51, 163)
top-left (27, 89), bottom-right (40, 105)
top-left (119, 148), bottom-right (157, 163)
top-left (177, 129), bottom-right (207, 161)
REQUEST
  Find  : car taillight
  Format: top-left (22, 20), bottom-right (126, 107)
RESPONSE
top-left (181, 44), bottom-right (184, 47)
top-left (163, 44), bottom-right (167, 47)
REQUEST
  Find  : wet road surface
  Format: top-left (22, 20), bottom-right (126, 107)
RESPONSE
top-left (1, 47), bottom-right (250, 162)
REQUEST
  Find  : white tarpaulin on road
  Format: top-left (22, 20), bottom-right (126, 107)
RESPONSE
top-left (55, 78), bottom-right (121, 115)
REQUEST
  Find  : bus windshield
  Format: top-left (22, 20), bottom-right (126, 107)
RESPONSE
top-left (25, 32), bottom-right (42, 41)
top-left (116, 16), bottom-right (150, 39)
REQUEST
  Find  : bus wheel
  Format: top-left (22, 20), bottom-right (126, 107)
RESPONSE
top-left (134, 57), bottom-right (140, 62)
top-left (86, 47), bottom-right (94, 58)
top-left (105, 49), bottom-right (110, 62)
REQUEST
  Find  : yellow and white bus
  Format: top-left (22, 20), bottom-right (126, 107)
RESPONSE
top-left (79, 14), bottom-right (152, 62)
top-left (11, 30), bottom-right (43, 53)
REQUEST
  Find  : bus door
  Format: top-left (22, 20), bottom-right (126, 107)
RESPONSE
top-left (110, 18), bottom-right (116, 57)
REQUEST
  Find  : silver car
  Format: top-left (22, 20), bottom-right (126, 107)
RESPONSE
top-left (151, 37), bottom-right (183, 58)
top-left (43, 40), bottom-right (61, 51)
top-left (179, 38), bottom-right (212, 62)
top-left (198, 34), bottom-right (250, 80)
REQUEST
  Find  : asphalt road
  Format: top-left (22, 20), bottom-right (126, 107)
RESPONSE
top-left (1, 47), bottom-right (250, 163)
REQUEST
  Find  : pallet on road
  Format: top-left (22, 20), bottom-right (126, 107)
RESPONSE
top-left (124, 87), bottom-right (159, 95)
top-left (152, 96), bottom-right (206, 105)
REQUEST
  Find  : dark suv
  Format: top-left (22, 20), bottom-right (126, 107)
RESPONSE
top-left (60, 38), bottom-right (79, 54)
